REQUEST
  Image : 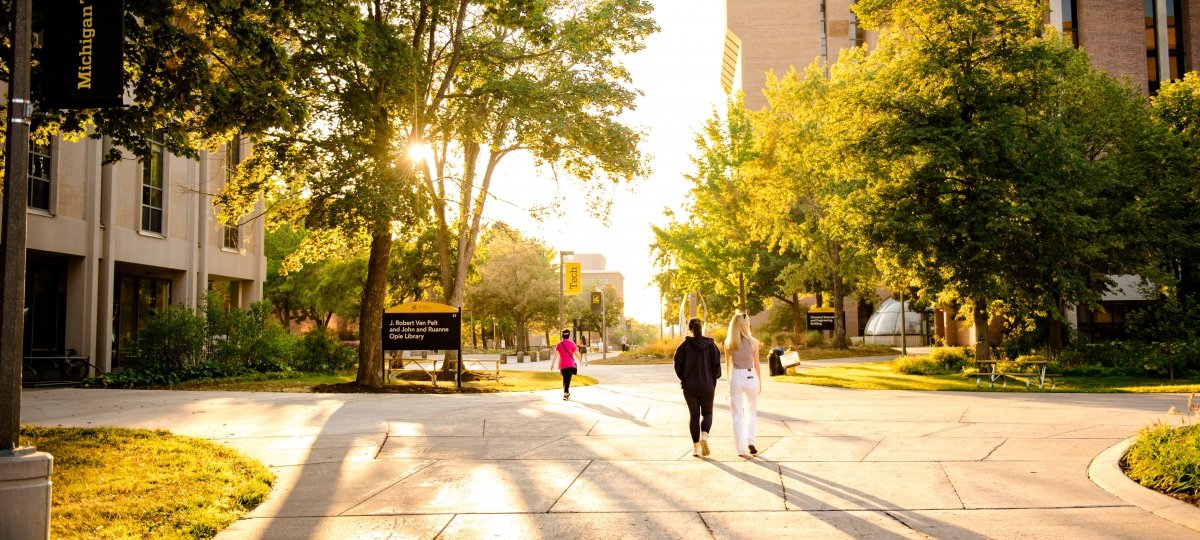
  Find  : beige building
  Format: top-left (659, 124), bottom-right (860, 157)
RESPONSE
top-left (20, 133), bottom-right (264, 373)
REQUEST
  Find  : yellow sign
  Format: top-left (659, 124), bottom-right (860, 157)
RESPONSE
top-left (386, 301), bottom-right (459, 313)
top-left (809, 306), bottom-right (836, 313)
top-left (564, 262), bottom-right (583, 295)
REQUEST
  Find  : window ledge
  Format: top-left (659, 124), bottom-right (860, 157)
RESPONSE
top-left (137, 230), bottom-right (166, 239)
top-left (26, 208), bottom-right (53, 218)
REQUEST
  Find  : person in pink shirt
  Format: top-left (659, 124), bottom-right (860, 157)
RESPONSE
top-left (551, 329), bottom-right (582, 400)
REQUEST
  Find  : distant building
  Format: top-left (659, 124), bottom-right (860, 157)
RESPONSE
top-left (18, 132), bottom-right (264, 373)
top-left (567, 253), bottom-right (626, 337)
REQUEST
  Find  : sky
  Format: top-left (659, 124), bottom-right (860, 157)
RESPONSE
top-left (485, 0), bottom-right (728, 324)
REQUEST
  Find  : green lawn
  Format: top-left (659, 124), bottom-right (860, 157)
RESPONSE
top-left (20, 426), bottom-right (272, 540)
top-left (168, 370), bottom-right (595, 393)
top-left (777, 361), bottom-right (1200, 393)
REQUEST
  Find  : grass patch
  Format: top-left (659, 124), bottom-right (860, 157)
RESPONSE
top-left (168, 369), bottom-right (594, 393)
top-left (1124, 423), bottom-right (1200, 506)
top-left (776, 360), bottom-right (1200, 392)
top-left (593, 344), bottom-right (898, 366)
top-left (20, 426), bottom-right (272, 540)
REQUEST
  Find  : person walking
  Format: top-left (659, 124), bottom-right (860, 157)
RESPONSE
top-left (725, 312), bottom-right (762, 457)
top-left (673, 317), bottom-right (722, 457)
top-left (551, 329), bottom-right (582, 400)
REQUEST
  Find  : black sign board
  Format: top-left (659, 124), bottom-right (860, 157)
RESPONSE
top-left (39, 0), bottom-right (126, 109)
top-left (383, 311), bottom-right (461, 350)
top-left (806, 311), bottom-right (837, 331)
top-left (590, 291), bottom-right (603, 314)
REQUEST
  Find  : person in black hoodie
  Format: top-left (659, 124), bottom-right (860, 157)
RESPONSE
top-left (673, 317), bottom-right (722, 457)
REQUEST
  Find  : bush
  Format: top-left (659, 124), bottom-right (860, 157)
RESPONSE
top-left (895, 347), bottom-right (973, 375)
top-left (293, 330), bottom-right (358, 373)
top-left (209, 301), bottom-right (297, 373)
top-left (629, 339), bottom-right (680, 358)
top-left (1125, 423), bottom-right (1200, 502)
top-left (126, 305), bottom-right (207, 374)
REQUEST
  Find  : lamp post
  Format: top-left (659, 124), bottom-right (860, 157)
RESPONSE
top-left (558, 250), bottom-right (573, 331)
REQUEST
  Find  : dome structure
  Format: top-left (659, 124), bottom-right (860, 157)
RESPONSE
top-left (862, 299), bottom-right (925, 345)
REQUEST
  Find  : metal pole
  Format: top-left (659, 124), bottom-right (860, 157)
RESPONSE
top-left (1, 0), bottom-right (33, 453)
top-left (601, 291), bottom-right (607, 361)
top-left (899, 289), bottom-right (908, 356)
top-left (456, 309), bottom-right (462, 391)
top-left (559, 252), bottom-right (565, 331)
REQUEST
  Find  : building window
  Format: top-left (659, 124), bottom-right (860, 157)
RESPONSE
top-left (141, 134), bottom-right (165, 233)
top-left (1061, 0), bottom-right (1078, 47)
top-left (223, 139), bottom-right (241, 249)
top-left (1148, 0), bottom-right (1185, 93)
top-left (28, 138), bottom-right (51, 211)
top-left (223, 224), bottom-right (240, 250)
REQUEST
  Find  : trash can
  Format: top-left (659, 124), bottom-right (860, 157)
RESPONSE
top-left (768, 347), bottom-right (786, 376)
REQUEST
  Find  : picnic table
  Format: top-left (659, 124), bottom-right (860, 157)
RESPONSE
top-left (970, 359), bottom-right (1057, 389)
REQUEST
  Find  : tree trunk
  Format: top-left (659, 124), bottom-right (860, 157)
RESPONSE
top-left (356, 232), bottom-right (392, 387)
top-left (790, 292), bottom-right (802, 335)
top-left (973, 301), bottom-right (990, 362)
top-left (738, 272), bottom-right (746, 312)
top-left (1048, 295), bottom-right (1064, 355)
top-left (830, 242), bottom-right (847, 349)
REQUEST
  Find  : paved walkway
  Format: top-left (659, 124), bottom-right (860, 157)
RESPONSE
top-left (20, 359), bottom-right (1200, 539)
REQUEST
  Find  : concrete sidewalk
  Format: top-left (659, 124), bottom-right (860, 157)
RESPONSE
top-left (20, 363), bottom-right (1200, 539)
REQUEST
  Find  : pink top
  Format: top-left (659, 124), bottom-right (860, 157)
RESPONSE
top-left (556, 340), bottom-right (578, 369)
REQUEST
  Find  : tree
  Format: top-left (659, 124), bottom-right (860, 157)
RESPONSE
top-left (1145, 73), bottom-right (1200, 303)
top-left (652, 97), bottom-right (779, 322)
top-left (464, 225), bottom-right (559, 352)
top-left (223, 0), bottom-right (655, 386)
top-left (841, 0), bottom-right (1151, 358)
top-left (417, 0), bottom-right (656, 317)
top-left (746, 64), bottom-right (879, 347)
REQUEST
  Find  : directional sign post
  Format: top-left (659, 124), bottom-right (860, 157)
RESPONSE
top-left (383, 301), bottom-right (463, 390)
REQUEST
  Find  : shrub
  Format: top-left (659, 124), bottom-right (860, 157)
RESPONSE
top-left (629, 339), bottom-right (680, 358)
top-left (293, 330), bottom-right (358, 373)
top-left (1125, 423), bottom-right (1200, 502)
top-left (895, 347), bottom-right (973, 375)
top-left (209, 301), bottom-right (297, 373)
top-left (127, 305), bottom-right (207, 374)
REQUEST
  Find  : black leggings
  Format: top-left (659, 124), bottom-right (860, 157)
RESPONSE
top-left (561, 367), bottom-right (577, 393)
top-left (682, 390), bottom-right (714, 443)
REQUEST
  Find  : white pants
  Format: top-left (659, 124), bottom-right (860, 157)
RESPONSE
top-left (729, 368), bottom-right (759, 454)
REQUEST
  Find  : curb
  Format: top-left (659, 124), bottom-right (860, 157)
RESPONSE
top-left (1089, 436), bottom-right (1200, 533)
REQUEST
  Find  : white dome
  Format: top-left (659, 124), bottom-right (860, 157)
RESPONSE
top-left (863, 299), bottom-right (923, 336)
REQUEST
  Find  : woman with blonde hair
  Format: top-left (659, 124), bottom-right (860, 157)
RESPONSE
top-left (725, 312), bottom-right (761, 456)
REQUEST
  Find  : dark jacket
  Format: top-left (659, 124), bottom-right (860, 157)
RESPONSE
top-left (673, 335), bottom-right (722, 393)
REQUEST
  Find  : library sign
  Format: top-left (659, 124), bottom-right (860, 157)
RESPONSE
top-left (382, 301), bottom-right (461, 351)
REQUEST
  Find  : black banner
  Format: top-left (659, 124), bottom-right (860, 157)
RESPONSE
top-left (382, 311), bottom-right (461, 351)
top-left (39, 0), bottom-right (126, 109)
top-left (806, 311), bottom-right (837, 331)
top-left (590, 291), bottom-right (603, 314)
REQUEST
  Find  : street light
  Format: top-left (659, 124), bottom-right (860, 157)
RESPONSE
top-left (558, 250), bottom-right (574, 332)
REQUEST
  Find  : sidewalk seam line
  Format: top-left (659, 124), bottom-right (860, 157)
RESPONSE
top-left (938, 462), bottom-right (967, 510)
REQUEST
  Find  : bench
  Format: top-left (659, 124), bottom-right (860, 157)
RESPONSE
top-left (967, 360), bottom-right (1058, 389)
top-left (384, 353), bottom-right (444, 385)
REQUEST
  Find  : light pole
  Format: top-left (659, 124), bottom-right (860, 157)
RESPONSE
top-left (558, 250), bottom-right (574, 332)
